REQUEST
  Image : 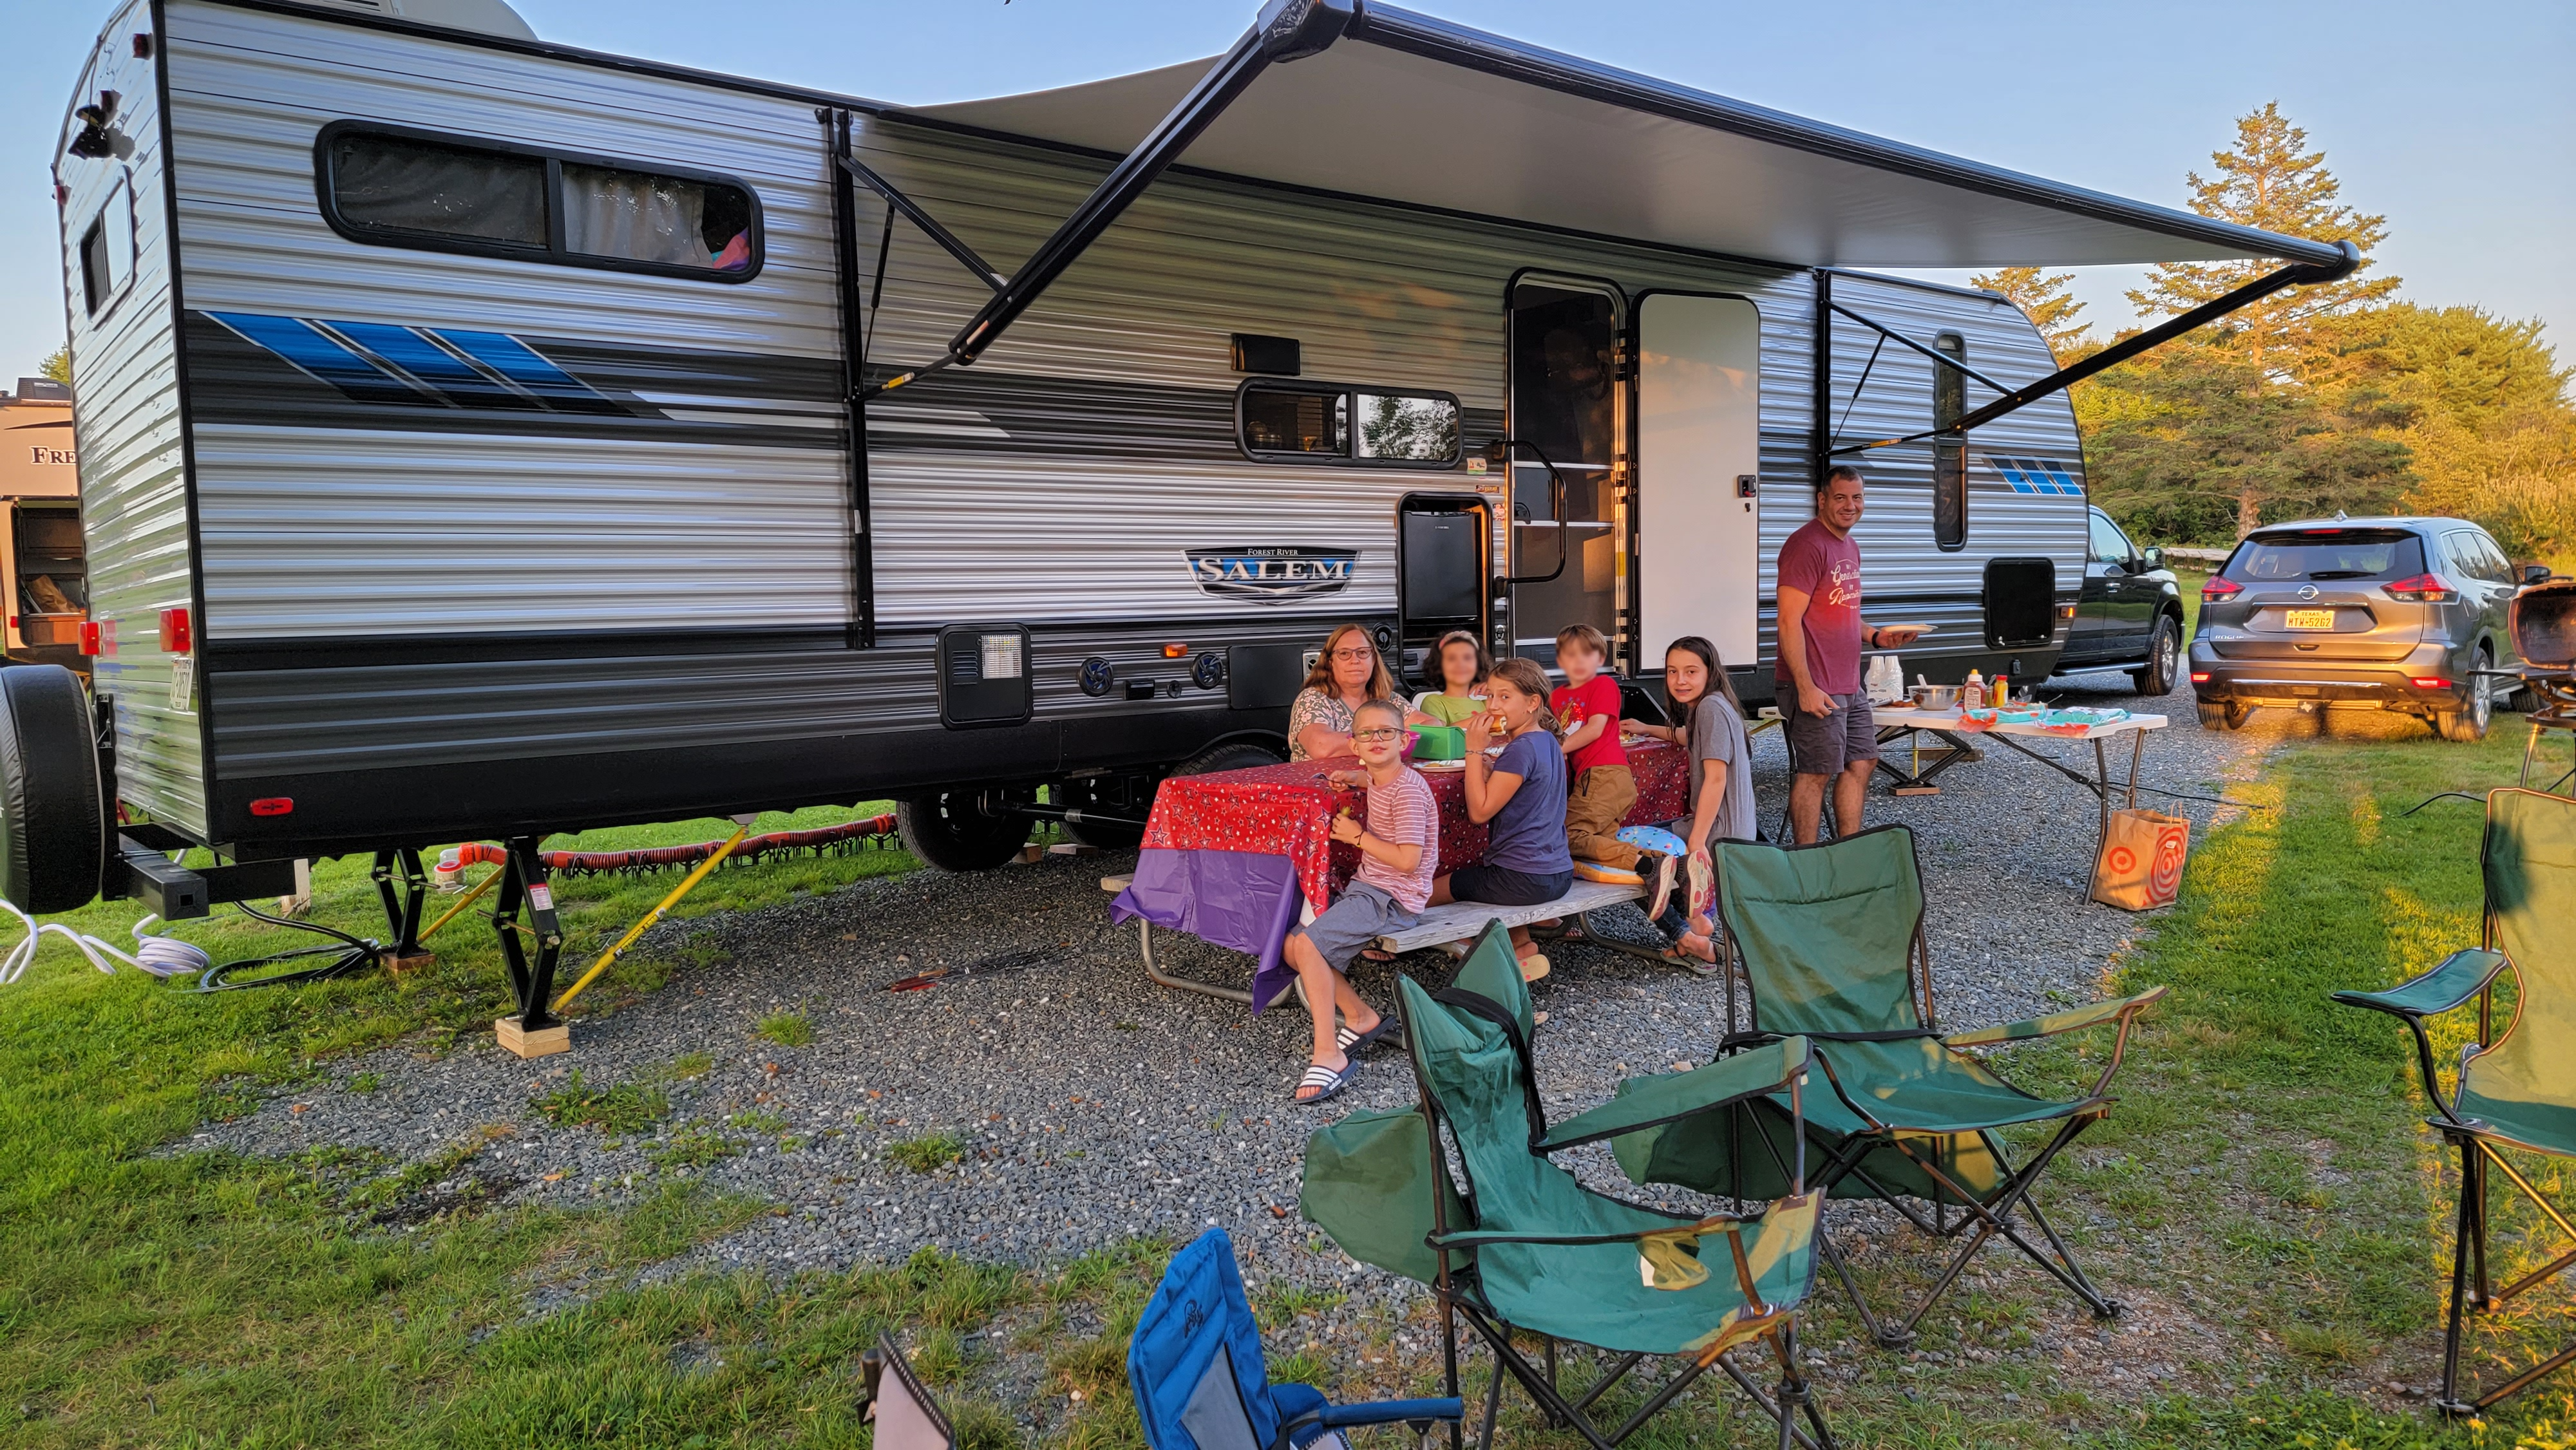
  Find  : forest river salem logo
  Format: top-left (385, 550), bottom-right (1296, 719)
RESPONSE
top-left (1185, 546), bottom-right (1358, 603)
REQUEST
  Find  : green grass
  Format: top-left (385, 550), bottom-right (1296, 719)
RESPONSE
top-left (755, 1009), bottom-right (815, 1048)
top-left (886, 1133), bottom-right (969, 1174)
top-left (532, 1068), bottom-right (673, 1135)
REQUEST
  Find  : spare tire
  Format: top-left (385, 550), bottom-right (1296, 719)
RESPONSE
top-left (0, 664), bottom-right (107, 914)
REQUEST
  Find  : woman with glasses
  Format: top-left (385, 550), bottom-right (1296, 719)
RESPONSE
top-left (1286, 623), bottom-right (1397, 762)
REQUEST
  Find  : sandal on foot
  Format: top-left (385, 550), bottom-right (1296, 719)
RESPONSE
top-left (1519, 952), bottom-right (1551, 983)
top-left (1294, 1056), bottom-right (1360, 1105)
top-left (1347, 1015), bottom-right (1405, 1054)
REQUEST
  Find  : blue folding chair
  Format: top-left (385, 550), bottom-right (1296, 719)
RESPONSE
top-left (1130, 1228), bottom-right (1463, 1450)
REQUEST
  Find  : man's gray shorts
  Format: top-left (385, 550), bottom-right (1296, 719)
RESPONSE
top-left (1291, 881), bottom-right (1421, 973)
top-left (1786, 692), bottom-right (1880, 775)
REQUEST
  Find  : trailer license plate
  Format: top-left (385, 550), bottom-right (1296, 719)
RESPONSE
top-left (2286, 608), bottom-right (2335, 630)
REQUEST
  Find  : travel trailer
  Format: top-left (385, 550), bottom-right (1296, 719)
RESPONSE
top-left (13, 0), bottom-right (2352, 1031)
top-left (1, 378), bottom-right (83, 672)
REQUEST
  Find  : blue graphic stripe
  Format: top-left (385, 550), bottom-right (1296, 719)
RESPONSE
top-left (1991, 457), bottom-right (2034, 493)
top-left (430, 329), bottom-right (621, 413)
top-left (206, 311), bottom-right (422, 406)
top-left (2040, 458), bottom-right (2081, 494)
top-left (325, 321), bottom-right (541, 411)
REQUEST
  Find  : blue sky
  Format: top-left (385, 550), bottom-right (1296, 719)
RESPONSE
top-left (5, 0), bottom-right (2569, 383)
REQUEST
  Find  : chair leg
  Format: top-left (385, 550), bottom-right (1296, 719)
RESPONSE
top-left (2438, 1135), bottom-right (2479, 1416)
top-left (1815, 1219), bottom-right (1907, 1348)
top-left (1442, 1292), bottom-right (1464, 1450)
top-left (1884, 1119), bottom-right (2119, 1337)
top-left (1475, 1348), bottom-right (1505, 1450)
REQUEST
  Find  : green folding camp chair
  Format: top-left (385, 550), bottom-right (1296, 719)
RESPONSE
top-left (1607, 825), bottom-right (2165, 1347)
top-left (2333, 786), bottom-right (2576, 1417)
top-left (1303, 921), bottom-right (1835, 1450)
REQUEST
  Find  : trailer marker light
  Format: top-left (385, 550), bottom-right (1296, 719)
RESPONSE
top-left (2410, 677), bottom-right (2452, 690)
top-left (158, 607), bottom-right (193, 654)
top-left (2202, 578), bottom-right (2244, 602)
top-left (80, 621), bottom-right (116, 656)
top-left (249, 798), bottom-right (294, 817)
top-left (2056, 604), bottom-right (2078, 619)
top-left (2190, 672), bottom-right (2210, 683)
top-left (1162, 643), bottom-right (1188, 658)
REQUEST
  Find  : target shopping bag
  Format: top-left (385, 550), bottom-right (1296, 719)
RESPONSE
top-left (2090, 808), bottom-right (2190, 911)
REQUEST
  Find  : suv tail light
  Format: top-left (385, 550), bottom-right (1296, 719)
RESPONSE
top-left (2201, 577), bottom-right (2243, 603)
top-left (2382, 573), bottom-right (2456, 603)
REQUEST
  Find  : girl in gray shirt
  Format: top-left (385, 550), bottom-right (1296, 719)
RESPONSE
top-left (1621, 636), bottom-right (1755, 963)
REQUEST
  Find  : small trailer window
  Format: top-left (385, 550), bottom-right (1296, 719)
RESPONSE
top-left (318, 124), bottom-right (761, 281)
top-left (1237, 381), bottom-right (1459, 467)
top-left (77, 176), bottom-right (136, 317)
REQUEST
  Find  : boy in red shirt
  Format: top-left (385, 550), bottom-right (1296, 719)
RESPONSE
top-left (1551, 625), bottom-right (1674, 912)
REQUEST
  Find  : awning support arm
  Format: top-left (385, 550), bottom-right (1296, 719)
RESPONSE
top-left (1826, 303), bottom-right (2016, 396)
top-left (863, 0), bottom-right (1357, 399)
top-left (835, 153), bottom-right (1005, 294)
top-left (1828, 241), bottom-right (2360, 456)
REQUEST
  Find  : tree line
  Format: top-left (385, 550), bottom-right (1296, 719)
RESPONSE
top-left (1974, 104), bottom-right (2575, 563)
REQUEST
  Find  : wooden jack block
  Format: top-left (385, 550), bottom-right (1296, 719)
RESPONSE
top-left (1891, 784), bottom-right (1942, 796)
top-left (496, 1015), bottom-right (571, 1059)
top-left (381, 950), bottom-right (437, 973)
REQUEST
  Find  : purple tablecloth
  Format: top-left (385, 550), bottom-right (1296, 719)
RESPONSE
top-left (1110, 849), bottom-right (1308, 1010)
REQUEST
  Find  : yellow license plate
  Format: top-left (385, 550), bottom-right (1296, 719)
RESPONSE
top-left (2285, 608), bottom-right (2336, 630)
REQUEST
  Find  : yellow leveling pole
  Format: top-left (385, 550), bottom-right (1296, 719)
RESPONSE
top-left (418, 867), bottom-right (500, 943)
top-left (550, 823), bottom-right (751, 1014)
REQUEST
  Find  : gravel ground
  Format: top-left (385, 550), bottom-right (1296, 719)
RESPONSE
top-left (196, 663), bottom-right (2297, 1315)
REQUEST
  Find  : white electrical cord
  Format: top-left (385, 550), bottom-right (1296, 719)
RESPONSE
top-left (0, 901), bottom-right (208, 984)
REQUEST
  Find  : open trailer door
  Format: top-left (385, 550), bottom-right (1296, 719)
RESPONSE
top-left (1634, 292), bottom-right (1762, 668)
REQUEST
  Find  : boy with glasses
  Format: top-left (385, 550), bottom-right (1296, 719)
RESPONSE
top-left (1283, 699), bottom-right (1438, 1104)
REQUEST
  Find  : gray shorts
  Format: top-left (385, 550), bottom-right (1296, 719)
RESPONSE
top-left (1291, 880), bottom-right (1420, 973)
top-left (1786, 692), bottom-right (1879, 775)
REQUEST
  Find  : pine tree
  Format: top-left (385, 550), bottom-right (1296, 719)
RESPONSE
top-left (2128, 102), bottom-right (2398, 386)
top-left (1970, 266), bottom-right (2089, 361)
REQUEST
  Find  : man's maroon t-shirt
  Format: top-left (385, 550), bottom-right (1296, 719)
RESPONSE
top-left (1774, 519), bottom-right (1864, 695)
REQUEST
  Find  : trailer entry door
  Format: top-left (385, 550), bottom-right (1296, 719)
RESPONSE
top-left (1634, 292), bottom-right (1761, 668)
top-left (1506, 276), bottom-right (1623, 670)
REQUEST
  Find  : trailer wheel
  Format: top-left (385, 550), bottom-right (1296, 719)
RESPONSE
top-left (1171, 740), bottom-right (1285, 778)
top-left (0, 664), bottom-right (108, 914)
top-left (896, 791), bottom-right (1033, 873)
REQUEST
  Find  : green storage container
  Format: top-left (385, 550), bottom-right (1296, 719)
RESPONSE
top-left (1408, 724), bottom-right (1466, 761)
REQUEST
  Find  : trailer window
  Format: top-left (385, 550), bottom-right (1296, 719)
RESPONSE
top-left (1238, 381), bottom-right (1459, 467)
top-left (1931, 330), bottom-right (1967, 551)
top-left (319, 124), bottom-right (761, 281)
top-left (78, 177), bottom-right (136, 317)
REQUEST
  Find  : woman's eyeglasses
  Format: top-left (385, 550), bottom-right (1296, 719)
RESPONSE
top-left (1354, 727), bottom-right (1403, 742)
top-left (1330, 646), bottom-right (1376, 661)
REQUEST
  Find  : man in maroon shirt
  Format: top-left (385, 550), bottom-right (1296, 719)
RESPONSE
top-left (1776, 466), bottom-right (1924, 843)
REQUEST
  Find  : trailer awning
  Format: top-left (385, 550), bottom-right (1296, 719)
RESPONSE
top-left (907, 3), bottom-right (2340, 272)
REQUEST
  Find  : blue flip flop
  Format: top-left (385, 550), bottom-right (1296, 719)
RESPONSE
top-left (1345, 1015), bottom-right (1406, 1055)
top-left (1294, 1055), bottom-right (1360, 1105)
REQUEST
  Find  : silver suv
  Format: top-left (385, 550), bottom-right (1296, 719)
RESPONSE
top-left (2190, 517), bottom-right (2526, 740)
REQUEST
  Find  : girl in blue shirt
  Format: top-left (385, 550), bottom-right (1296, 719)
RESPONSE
top-left (1425, 656), bottom-right (1575, 981)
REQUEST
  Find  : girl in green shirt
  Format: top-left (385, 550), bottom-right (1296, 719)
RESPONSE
top-left (1408, 628), bottom-right (1492, 728)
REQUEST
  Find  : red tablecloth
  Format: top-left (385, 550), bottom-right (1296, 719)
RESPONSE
top-left (1139, 740), bottom-right (1688, 914)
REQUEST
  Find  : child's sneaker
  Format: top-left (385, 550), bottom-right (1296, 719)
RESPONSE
top-left (1643, 851), bottom-right (1678, 921)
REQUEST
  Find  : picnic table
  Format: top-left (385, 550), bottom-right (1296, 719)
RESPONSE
top-left (1108, 740), bottom-right (1688, 1009)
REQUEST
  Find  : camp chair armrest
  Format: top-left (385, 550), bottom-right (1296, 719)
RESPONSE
top-left (1426, 1224), bottom-right (1714, 1249)
top-left (1537, 1037), bottom-right (1814, 1153)
top-left (2331, 949), bottom-right (2508, 1127)
top-left (2331, 949), bottom-right (2510, 1021)
top-left (1942, 985), bottom-right (2170, 1048)
top-left (1297, 1398), bottom-right (1468, 1433)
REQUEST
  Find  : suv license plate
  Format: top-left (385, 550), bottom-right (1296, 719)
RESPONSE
top-left (2285, 608), bottom-right (2336, 630)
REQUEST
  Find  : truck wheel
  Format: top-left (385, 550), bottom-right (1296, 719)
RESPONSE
top-left (897, 791), bottom-right (1032, 872)
top-left (1055, 774), bottom-right (1151, 851)
top-left (2436, 653), bottom-right (2493, 742)
top-left (1172, 740), bottom-right (1285, 778)
top-left (2130, 616), bottom-right (2181, 697)
top-left (2195, 699), bottom-right (2249, 731)
top-left (0, 664), bottom-right (108, 914)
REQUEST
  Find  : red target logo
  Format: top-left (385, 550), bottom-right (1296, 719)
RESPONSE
top-left (2148, 824), bottom-right (2189, 902)
top-left (2106, 845), bottom-right (2137, 876)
